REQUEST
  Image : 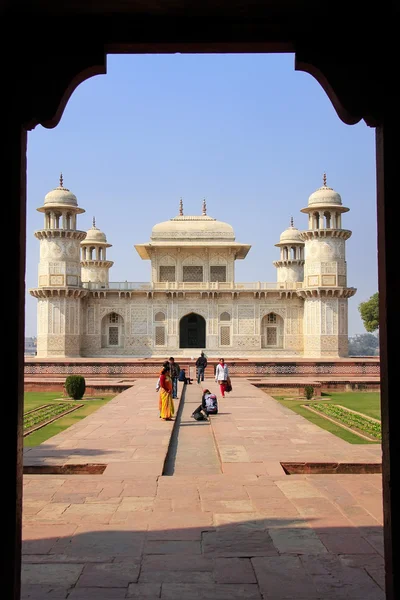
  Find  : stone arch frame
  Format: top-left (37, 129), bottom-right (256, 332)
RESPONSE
top-left (179, 311), bottom-right (207, 348)
top-left (154, 311), bottom-right (166, 322)
top-left (153, 310), bottom-right (167, 346)
top-left (219, 311), bottom-right (231, 321)
top-left (261, 311), bottom-right (284, 348)
top-left (181, 254), bottom-right (204, 283)
top-left (6, 4), bottom-right (397, 598)
top-left (219, 311), bottom-right (232, 346)
top-left (157, 254), bottom-right (177, 282)
top-left (100, 310), bottom-right (125, 348)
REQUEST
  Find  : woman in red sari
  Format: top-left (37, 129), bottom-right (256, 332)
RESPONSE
top-left (159, 363), bottom-right (174, 420)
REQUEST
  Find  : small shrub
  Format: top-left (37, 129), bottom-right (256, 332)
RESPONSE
top-left (65, 375), bottom-right (86, 400)
top-left (304, 385), bottom-right (314, 400)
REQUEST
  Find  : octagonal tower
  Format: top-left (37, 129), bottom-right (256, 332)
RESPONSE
top-left (299, 175), bottom-right (356, 357)
top-left (29, 175), bottom-right (87, 357)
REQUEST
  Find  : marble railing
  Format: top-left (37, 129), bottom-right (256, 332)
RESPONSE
top-left (81, 281), bottom-right (303, 291)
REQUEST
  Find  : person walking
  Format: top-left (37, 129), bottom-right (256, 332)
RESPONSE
top-left (195, 351), bottom-right (208, 384)
top-left (158, 363), bottom-right (174, 420)
top-left (168, 356), bottom-right (180, 399)
top-left (215, 357), bottom-right (229, 398)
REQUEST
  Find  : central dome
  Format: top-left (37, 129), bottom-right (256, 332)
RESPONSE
top-left (151, 215), bottom-right (235, 241)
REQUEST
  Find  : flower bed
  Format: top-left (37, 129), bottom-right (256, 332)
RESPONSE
top-left (307, 402), bottom-right (381, 440)
top-left (24, 402), bottom-right (81, 435)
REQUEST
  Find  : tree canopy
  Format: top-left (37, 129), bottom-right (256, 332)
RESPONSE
top-left (348, 333), bottom-right (379, 356)
top-left (358, 292), bottom-right (379, 332)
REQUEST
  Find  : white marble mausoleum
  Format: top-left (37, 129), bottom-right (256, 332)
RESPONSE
top-left (30, 175), bottom-right (356, 358)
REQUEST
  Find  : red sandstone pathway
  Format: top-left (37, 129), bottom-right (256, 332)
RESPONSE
top-left (22, 378), bottom-right (384, 599)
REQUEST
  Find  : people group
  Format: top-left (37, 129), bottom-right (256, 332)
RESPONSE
top-left (157, 352), bottom-right (231, 422)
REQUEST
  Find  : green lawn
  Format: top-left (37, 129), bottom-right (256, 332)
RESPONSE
top-left (271, 391), bottom-right (381, 445)
top-left (24, 392), bottom-right (114, 447)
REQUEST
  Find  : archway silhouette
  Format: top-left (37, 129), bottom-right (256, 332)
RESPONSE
top-left (5, 5), bottom-right (396, 599)
top-left (179, 313), bottom-right (206, 348)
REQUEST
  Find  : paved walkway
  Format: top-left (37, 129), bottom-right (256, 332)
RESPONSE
top-left (22, 378), bottom-right (384, 599)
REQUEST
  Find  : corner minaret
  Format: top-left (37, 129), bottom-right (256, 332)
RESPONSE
top-left (298, 175), bottom-right (356, 357)
top-left (80, 217), bottom-right (114, 288)
top-left (29, 175), bottom-right (87, 357)
top-left (273, 217), bottom-right (305, 283)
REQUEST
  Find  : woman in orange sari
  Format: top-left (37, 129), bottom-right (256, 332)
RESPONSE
top-left (159, 363), bottom-right (175, 420)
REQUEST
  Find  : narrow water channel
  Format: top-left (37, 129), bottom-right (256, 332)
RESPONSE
top-left (162, 381), bottom-right (222, 476)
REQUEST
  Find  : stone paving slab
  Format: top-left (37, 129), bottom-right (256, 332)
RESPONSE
top-left (22, 378), bottom-right (384, 598)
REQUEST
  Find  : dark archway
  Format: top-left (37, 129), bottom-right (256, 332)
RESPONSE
top-left (179, 313), bottom-right (206, 348)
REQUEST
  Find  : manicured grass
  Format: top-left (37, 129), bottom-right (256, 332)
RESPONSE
top-left (24, 392), bottom-right (114, 447)
top-left (320, 391), bottom-right (381, 420)
top-left (271, 391), bottom-right (381, 445)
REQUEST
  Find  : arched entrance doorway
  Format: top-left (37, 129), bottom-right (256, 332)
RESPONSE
top-left (179, 313), bottom-right (206, 348)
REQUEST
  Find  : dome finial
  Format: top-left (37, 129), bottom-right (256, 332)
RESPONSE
top-left (323, 172), bottom-right (327, 187)
top-left (179, 198), bottom-right (183, 216)
top-left (202, 198), bottom-right (207, 216)
top-left (59, 172), bottom-right (64, 188)
top-left (290, 216), bottom-right (294, 227)
top-left (93, 216), bottom-right (96, 227)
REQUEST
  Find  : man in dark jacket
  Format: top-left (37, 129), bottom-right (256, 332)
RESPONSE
top-left (195, 351), bottom-right (207, 384)
top-left (168, 356), bottom-right (180, 399)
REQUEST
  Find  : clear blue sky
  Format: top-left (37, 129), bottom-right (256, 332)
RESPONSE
top-left (25, 53), bottom-right (378, 338)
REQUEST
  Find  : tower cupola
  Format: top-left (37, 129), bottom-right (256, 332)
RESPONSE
top-left (273, 217), bottom-right (305, 283)
top-left (80, 217), bottom-right (114, 287)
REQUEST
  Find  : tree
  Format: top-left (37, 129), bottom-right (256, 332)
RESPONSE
top-left (348, 333), bottom-right (379, 356)
top-left (358, 292), bottom-right (379, 332)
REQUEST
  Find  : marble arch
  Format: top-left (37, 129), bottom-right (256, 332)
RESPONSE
top-left (5, 2), bottom-right (397, 598)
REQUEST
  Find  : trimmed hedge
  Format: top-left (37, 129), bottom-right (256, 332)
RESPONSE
top-left (304, 385), bottom-right (314, 400)
top-left (65, 375), bottom-right (86, 400)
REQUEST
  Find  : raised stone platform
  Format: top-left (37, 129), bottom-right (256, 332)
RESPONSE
top-left (22, 378), bottom-right (384, 599)
top-left (25, 357), bottom-right (380, 395)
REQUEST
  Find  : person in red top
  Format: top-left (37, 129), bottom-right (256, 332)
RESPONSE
top-left (158, 363), bottom-right (174, 420)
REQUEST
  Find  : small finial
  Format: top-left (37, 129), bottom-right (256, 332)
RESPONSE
top-left (202, 198), bottom-right (207, 215)
top-left (290, 216), bottom-right (294, 227)
top-left (93, 216), bottom-right (96, 227)
top-left (59, 172), bottom-right (63, 187)
top-left (179, 198), bottom-right (183, 216)
top-left (323, 172), bottom-right (327, 187)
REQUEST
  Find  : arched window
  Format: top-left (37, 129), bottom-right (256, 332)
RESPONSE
top-left (219, 312), bottom-right (231, 345)
top-left (101, 312), bottom-right (124, 348)
top-left (154, 312), bottom-right (166, 346)
top-left (220, 312), bottom-right (231, 321)
top-left (261, 313), bottom-right (284, 348)
top-left (324, 211), bottom-right (331, 228)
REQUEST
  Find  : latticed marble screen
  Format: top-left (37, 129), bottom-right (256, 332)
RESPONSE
top-left (266, 327), bottom-right (277, 345)
top-left (108, 326), bottom-right (119, 345)
top-left (220, 326), bottom-right (231, 346)
top-left (210, 266), bottom-right (226, 282)
top-left (267, 313), bottom-right (277, 324)
top-left (155, 326), bottom-right (166, 346)
top-left (183, 266), bottom-right (203, 282)
top-left (159, 266), bottom-right (176, 282)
